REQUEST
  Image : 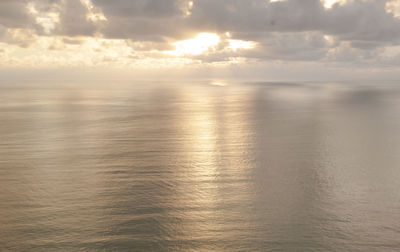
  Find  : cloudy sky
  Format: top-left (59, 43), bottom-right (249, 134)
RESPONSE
top-left (1, 0), bottom-right (400, 80)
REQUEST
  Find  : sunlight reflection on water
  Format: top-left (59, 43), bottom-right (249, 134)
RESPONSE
top-left (1, 81), bottom-right (400, 251)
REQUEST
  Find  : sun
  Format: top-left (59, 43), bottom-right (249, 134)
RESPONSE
top-left (322, 0), bottom-right (347, 9)
top-left (166, 33), bottom-right (220, 56)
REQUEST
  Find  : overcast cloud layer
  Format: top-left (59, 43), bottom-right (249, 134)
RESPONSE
top-left (1, 0), bottom-right (400, 77)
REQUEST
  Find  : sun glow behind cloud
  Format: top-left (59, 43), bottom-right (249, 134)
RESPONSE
top-left (322, 0), bottom-right (347, 9)
top-left (166, 33), bottom-right (220, 56)
top-left (165, 33), bottom-right (256, 57)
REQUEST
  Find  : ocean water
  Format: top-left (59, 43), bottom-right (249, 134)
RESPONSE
top-left (1, 81), bottom-right (400, 251)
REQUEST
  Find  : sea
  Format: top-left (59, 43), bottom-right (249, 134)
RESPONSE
top-left (1, 80), bottom-right (400, 251)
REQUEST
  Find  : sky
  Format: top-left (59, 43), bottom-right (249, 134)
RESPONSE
top-left (1, 0), bottom-right (400, 81)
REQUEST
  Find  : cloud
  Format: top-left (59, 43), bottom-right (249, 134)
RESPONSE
top-left (0, 28), bottom-right (37, 48)
top-left (0, 0), bottom-right (32, 28)
top-left (86, 0), bottom-right (400, 52)
top-left (187, 0), bottom-right (400, 46)
top-left (0, 0), bottom-right (400, 70)
top-left (26, 0), bottom-right (99, 36)
top-left (57, 0), bottom-right (98, 36)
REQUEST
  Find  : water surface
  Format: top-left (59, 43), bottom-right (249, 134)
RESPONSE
top-left (1, 81), bottom-right (400, 251)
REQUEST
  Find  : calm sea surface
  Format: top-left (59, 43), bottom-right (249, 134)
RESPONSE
top-left (1, 81), bottom-right (400, 251)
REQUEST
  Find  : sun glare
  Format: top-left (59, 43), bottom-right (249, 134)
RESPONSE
top-left (167, 33), bottom-right (220, 56)
top-left (321, 0), bottom-right (346, 9)
top-left (322, 0), bottom-right (346, 9)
